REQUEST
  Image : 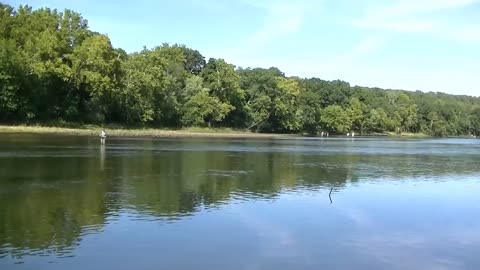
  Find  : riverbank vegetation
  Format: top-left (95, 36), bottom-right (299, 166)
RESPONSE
top-left (1, 3), bottom-right (480, 137)
top-left (0, 125), bottom-right (290, 138)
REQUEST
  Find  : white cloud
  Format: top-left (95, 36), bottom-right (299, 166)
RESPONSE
top-left (243, 0), bottom-right (314, 48)
top-left (353, 20), bottom-right (435, 33)
top-left (196, 0), bottom-right (314, 49)
top-left (354, 0), bottom-right (480, 42)
top-left (448, 27), bottom-right (480, 42)
top-left (247, 3), bottom-right (303, 46)
top-left (352, 35), bottom-right (386, 54)
top-left (274, 35), bottom-right (386, 76)
top-left (203, 0), bottom-right (319, 69)
top-left (373, 0), bottom-right (478, 16)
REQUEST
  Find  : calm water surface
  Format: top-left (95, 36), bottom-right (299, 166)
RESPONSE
top-left (1, 134), bottom-right (480, 270)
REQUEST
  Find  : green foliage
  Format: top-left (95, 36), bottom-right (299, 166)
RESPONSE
top-left (298, 90), bottom-right (322, 134)
top-left (273, 77), bottom-right (302, 131)
top-left (201, 58), bottom-right (244, 126)
top-left (0, 38), bottom-right (24, 120)
top-left (365, 108), bottom-right (392, 133)
top-left (320, 105), bottom-right (352, 134)
top-left (347, 97), bottom-right (367, 134)
top-left (181, 76), bottom-right (233, 127)
top-left (1, 2), bottom-right (480, 137)
top-left (181, 47), bottom-right (205, 75)
top-left (121, 44), bottom-right (188, 125)
top-left (470, 108), bottom-right (480, 136)
top-left (238, 67), bottom-right (281, 131)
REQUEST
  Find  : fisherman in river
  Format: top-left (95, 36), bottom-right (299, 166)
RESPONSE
top-left (100, 129), bottom-right (106, 145)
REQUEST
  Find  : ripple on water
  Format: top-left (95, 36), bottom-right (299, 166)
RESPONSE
top-left (230, 189), bottom-right (279, 202)
top-left (202, 169), bottom-right (254, 178)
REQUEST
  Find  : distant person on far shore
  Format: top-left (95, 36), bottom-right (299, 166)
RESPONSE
top-left (100, 129), bottom-right (106, 144)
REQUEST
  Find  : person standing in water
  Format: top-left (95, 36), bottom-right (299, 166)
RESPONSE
top-left (100, 129), bottom-right (106, 145)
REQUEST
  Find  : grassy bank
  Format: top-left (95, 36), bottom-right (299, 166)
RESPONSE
top-left (0, 125), bottom-right (291, 139)
top-left (0, 125), bottom-right (443, 139)
top-left (384, 131), bottom-right (431, 138)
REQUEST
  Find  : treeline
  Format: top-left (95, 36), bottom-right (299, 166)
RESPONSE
top-left (1, 3), bottom-right (480, 136)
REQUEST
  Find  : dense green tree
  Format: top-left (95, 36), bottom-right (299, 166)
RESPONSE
top-left (238, 67), bottom-right (282, 131)
top-left (298, 90), bottom-right (322, 134)
top-left (273, 77), bottom-right (302, 132)
top-left (347, 97), bottom-right (368, 134)
top-left (398, 104), bottom-right (418, 133)
top-left (1, 2), bottom-right (480, 137)
top-left (68, 34), bottom-right (121, 122)
top-left (0, 38), bottom-right (26, 121)
top-left (365, 108), bottom-right (392, 133)
top-left (180, 76), bottom-right (232, 127)
top-left (302, 78), bottom-right (350, 107)
top-left (201, 58), bottom-right (244, 126)
top-left (320, 105), bottom-right (352, 134)
top-left (122, 44), bottom-right (187, 125)
top-left (470, 108), bottom-right (480, 136)
top-left (181, 47), bottom-right (206, 75)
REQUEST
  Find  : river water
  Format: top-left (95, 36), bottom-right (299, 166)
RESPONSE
top-left (1, 134), bottom-right (479, 270)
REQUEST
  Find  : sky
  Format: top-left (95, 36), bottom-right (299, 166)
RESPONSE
top-left (7, 0), bottom-right (480, 96)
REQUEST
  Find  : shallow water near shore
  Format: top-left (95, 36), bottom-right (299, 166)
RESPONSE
top-left (1, 134), bottom-right (480, 270)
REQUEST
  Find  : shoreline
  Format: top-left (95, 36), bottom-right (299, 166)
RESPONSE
top-left (1, 125), bottom-right (472, 139)
top-left (0, 125), bottom-right (292, 139)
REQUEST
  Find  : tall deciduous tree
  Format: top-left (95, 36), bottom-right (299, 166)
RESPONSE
top-left (181, 76), bottom-right (233, 127)
top-left (201, 58), bottom-right (244, 126)
top-left (347, 97), bottom-right (368, 134)
top-left (320, 105), bottom-right (352, 134)
top-left (122, 44), bottom-right (187, 125)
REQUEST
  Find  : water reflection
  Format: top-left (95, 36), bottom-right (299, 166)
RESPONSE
top-left (0, 135), bottom-right (479, 269)
top-left (99, 144), bottom-right (105, 171)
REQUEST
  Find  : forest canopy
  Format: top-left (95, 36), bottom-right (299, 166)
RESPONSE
top-left (1, 3), bottom-right (480, 136)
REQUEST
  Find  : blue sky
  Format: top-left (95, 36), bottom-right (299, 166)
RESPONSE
top-left (8, 0), bottom-right (480, 96)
